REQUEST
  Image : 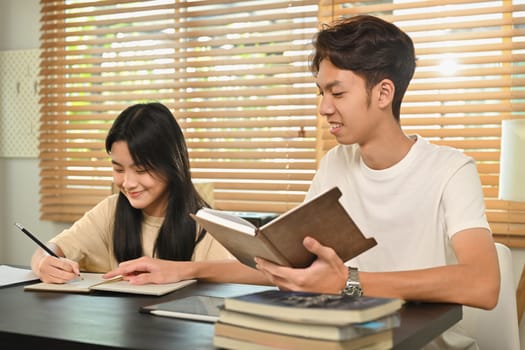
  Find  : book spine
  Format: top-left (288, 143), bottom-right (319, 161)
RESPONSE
top-left (255, 228), bottom-right (293, 267)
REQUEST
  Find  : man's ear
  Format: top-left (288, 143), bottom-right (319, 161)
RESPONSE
top-left (377, 79), bottom-right (395, 108)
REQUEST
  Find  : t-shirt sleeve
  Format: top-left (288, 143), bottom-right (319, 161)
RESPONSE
top-left (49, 195), bottom-right (117, 272)
top-left (442, 160), bottom-right (491, 238)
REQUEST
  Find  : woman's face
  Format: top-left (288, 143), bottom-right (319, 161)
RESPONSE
top-left (110, 140), bottom-right (168, 217)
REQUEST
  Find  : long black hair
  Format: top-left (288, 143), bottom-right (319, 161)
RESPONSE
top-left (105, 102), bottom-right (208, 262)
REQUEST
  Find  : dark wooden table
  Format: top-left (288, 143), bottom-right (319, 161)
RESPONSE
top-left (0, 281), bottom-right (461, 349)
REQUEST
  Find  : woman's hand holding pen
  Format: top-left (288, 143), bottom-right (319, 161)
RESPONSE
top-left (32, 247), bottom-right (81, 284)
top-left (17, 223), bottom-right (82, 284)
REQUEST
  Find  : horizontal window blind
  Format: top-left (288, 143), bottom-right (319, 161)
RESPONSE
top-left (39, 0), bottom-right (525, 247)
top-left (39, 0), bottom-right (181, 221)
top-left (174, 0), bottom-right (319, 212)
top-left (319, 0), bottom-right (525, 246)
top-left (39, 0), bottom-right (319, 222)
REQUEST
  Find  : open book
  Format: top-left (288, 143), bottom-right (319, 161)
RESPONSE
top-left (190, 187), bottom-right (377, 268)
top-left (24, 272), bottom-right (196, 296)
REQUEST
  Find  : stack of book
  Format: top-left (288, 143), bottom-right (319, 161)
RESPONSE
top-left (213, 290), bottom-right (404, 350)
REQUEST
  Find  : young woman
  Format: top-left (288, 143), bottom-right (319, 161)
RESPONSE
top-left (30, 102), bottom-right (239, 284)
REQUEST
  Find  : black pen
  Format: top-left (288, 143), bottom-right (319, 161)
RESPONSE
top-left (14, 222), bottom-right (59, 258)
top-left (14, 223), bottom-right (83, 281)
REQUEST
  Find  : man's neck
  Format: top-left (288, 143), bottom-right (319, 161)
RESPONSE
top-left (359, 130), bottom-right (415, 170)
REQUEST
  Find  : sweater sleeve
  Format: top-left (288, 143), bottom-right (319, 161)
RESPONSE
top-left (49, 195), bottom-right (118, 272)
top-left (192, 231), bottom-right (236, 261)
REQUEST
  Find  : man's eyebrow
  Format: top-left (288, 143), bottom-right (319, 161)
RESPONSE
top-left (316, 80), bottom-right (343, 91)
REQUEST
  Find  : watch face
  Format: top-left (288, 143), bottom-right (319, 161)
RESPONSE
top-left (343, 284), bottom-right (363, 297)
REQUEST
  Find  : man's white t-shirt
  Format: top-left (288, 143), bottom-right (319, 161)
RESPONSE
top-left (307, 136), bottom-right (490, 350)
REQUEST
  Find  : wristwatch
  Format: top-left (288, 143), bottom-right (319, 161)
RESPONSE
top-left (341, 266), bottom-right (362, 297)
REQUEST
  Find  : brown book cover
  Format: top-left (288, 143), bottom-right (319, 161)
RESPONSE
top-left (213, 322), bottom-right (393, 350)
top-left (190, 187), bottom-right (377, 268)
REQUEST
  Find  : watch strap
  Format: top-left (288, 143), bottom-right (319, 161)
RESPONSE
top-left (341, 266), bottom-right (363, 297)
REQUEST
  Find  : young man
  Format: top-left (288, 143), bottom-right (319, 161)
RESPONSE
top-left (253, 15), bottom-right (500, 350)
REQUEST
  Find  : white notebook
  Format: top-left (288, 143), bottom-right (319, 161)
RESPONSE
top-left (24, 272), bottom-right (196, 296)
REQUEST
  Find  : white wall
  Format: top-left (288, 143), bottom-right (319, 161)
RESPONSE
top-left (0, 0), bottom-right (69, 265)
top-left (0, 0), bottom-right (40, 50)
top-left (1, 0), bottom-right (525, 346)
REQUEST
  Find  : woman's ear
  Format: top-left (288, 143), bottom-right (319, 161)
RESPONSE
top-left (377, 79), bottom-right (395, 108)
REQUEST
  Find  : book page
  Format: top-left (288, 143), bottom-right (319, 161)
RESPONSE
top-left (24, 272), bottom-right (197, 296)
top-left (194, 208), bottom-right (256, 235)
top-left (190, 212), bottom-right (288, 267)
top-left (24, 272), bottom-right (105, 293)
top-left (0, 265), bottom-right (39, 287)
top-left (91, 278), bottom-right (197, 296)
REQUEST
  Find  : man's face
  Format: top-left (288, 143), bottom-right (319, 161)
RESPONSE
top-left (315, 59), bottom-right (380, 146)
